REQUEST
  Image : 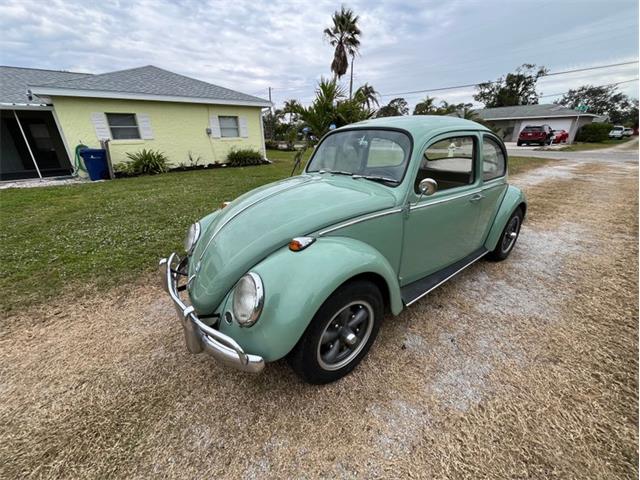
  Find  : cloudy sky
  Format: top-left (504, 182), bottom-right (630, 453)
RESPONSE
top-left (1, 0), bottom-right (638, 109)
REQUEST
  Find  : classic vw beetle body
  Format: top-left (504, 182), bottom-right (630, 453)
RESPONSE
top-left (161, 116), bottom-right (526, 384)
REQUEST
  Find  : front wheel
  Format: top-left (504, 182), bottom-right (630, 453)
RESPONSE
top-left (287, 280), bottom-right (383, 384)
top-left (487, 208), bottom-right (523, 261)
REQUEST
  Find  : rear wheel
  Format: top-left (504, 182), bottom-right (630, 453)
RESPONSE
top-left (517, 140), bottom-right (523, 146)
top-left (487, 208), bottom-right (523, 261)
top-left (288, 280), bottom-right (383, 384)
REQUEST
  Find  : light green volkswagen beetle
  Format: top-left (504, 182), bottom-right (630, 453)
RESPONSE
top-left (160, 116), bottom-right (526, 384)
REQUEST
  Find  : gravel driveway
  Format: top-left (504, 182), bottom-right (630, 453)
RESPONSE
top-left (2, 143), bottom-right (638, 479)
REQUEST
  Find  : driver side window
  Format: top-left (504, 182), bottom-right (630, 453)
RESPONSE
top-left (415, 136), bottom-right (475, 193)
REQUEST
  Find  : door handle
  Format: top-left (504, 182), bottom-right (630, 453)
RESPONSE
top-left (469, 193), bottom-right (484, 203)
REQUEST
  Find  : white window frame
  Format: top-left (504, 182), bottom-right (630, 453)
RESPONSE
top-left (106, 113), bottom-right (141, 140)
top-left (219, 115), bottom-right (240, 138)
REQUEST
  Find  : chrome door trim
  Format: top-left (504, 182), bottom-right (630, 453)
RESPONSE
top-left (318, 207), bottom-right (403, 236)
top-left (405, 249), bottom-right (489, 306)
top-left (198, 177), bottom-right (315, 260)
top-left (409, 189), bottom-right (481, 211)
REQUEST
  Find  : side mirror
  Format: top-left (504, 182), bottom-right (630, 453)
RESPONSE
top-left (418, 178), bottom-right (438, 201)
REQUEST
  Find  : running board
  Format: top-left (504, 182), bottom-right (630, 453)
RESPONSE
top-left (401, 248), bottom-right (489, 306)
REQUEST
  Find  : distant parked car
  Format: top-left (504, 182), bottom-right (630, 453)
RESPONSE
top-left (517, 125), bottom-right (553, 146)
top-left (622, 127), bottom-right (633, 137)
top-left (608, 126), bottom-right (625, 139)
top-left (551, 129), bottom-right (569, 144)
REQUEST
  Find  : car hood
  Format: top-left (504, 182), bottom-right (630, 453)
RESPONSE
top-left (187, 174), bottom-right (397, 313)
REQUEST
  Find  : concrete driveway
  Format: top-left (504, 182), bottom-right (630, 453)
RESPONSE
top-left (2, 143), bottom-right (638, 479)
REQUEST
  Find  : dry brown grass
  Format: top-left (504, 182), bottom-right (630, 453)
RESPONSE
top-left (1, 155), bottom-right (638, 479)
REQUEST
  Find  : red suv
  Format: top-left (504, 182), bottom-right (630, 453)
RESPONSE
top-left (517, 125), bottom-right (553, 146)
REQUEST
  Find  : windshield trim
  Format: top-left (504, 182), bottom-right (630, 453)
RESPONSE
top-left (305, 126), bottom-right (414, 188)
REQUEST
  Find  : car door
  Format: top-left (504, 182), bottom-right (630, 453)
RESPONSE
top-left (399, 132), bottom-right (485, 286)
top-left (477, 135), bottom-right (508, 241)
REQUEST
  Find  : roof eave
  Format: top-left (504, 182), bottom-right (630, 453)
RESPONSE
top-left (481, 113), bottom-right (598, 121)
top-left (28, 86), bottom-right (272, 108)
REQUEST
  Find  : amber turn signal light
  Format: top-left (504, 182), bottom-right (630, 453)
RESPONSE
top-left (288, 236), bottom-right (315, 252)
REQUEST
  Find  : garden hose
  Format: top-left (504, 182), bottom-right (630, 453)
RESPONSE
top-left (73, 143), bottom-right (89, 177)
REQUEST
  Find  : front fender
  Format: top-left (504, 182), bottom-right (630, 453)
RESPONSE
top-left (217, 237), bottom-right (403, 362)
top-left (484, 184), bottom-right (527, 251)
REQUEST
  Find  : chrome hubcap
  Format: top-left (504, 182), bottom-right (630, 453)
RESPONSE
top-left (317, 301), bottom-right (374, 371)
top-left (501, 216), bottom-right (520, 253)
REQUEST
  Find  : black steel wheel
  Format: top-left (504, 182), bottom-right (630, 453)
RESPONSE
top-left (487, 208), bottom-right (523, 261)
top-left (288, 280), bottom-right (383, 384)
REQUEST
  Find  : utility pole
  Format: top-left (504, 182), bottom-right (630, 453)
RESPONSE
top-left (268, 87), bottom-right (274, 140)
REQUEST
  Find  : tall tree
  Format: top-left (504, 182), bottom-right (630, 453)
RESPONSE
top-left (283, 99), bottom-right (302, 124)
top-left (324, 6), bottom-right (361, 98)
top-left (413, 96), bottom-right (437, 115)
top-left (376, 98), bottom-right (409, 117)
top-left (474, 64), bottom-right (548, 108)
top-left (555, 84), bottom-right (634, 124)
top-left (353, 83), bottom-right (379, 109)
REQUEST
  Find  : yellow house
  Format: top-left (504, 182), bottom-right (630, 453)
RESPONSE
top-left (0, 65), bottom-right (270, 180)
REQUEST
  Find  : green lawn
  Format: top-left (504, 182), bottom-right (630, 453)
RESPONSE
top-left (558, 137), bottom-right (632, 152)
top-left (0, 152), bottom-right (546, 313)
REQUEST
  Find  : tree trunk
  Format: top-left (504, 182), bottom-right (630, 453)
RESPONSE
top-left (349, 55), bottom-right (354, 99)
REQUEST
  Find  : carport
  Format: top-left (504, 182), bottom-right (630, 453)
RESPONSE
top-left (0, 107), bottom-right (73, 181)
top-left (476, 104), bottom-right (598, 144)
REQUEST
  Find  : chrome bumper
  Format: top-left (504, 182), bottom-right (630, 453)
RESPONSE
top-left (159, 253), bottom-right (265, 373)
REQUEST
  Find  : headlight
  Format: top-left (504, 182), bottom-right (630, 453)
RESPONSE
top-left (184, 222), bottom-right (201, 255)
top-left (232, 272), bottom-right (264, 327)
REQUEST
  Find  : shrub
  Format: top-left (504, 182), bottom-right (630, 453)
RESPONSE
top-left (113, 161), bottom-right (135, 177)
top-left (265, 140), bottom-right (279, 150)
top-left (226, 148), bottom-right (264, 167)
top-left (125, 149), bottom-right (169, 175)
top-left (576, 123), bottom-right (613, 143)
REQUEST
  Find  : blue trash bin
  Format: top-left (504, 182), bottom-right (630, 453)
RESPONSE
top-left (79, 148), bottom-right (109, 181)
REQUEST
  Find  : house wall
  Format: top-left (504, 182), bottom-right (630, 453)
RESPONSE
top-left (51, 97), bottom-right (265, 166)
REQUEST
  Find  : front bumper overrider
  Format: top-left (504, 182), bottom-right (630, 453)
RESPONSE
top-left (159, 253), bottom-right (264, 373)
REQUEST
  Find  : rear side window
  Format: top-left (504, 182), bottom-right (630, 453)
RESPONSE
top-left (482, 137), bottom-right (506, 181)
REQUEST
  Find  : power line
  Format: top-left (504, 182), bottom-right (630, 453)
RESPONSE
top-left (538, 77), bottom-right (639, 98)
top-left (379, 60), bottom-right (639, 97)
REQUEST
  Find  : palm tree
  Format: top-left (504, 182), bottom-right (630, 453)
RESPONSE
top-left (354, 83), bottom-right (379, 109)
top-left (283, 99), bottom-right (301, 124)
top-left (413, 96), bottom-right (437, 115)
top-left (324, 6), bottom-right (361, 98)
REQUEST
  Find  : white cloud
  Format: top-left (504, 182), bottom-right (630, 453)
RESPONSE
top-left (0, 0), bottom-right (637, 110)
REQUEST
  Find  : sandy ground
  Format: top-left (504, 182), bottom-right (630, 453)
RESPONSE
top-left (1, 146), bottom-right (638, 479)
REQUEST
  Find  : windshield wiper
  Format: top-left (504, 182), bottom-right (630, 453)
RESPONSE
top-left (318, 169), bottom-right (354, 176)
top-left (352, 174), bottom-right (400, 185)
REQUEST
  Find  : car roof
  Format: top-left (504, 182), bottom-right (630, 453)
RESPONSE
top-left (337, 115), bottom-right (491, 143)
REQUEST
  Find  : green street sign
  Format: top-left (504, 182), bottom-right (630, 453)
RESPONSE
top-left (576, 104), bottom-right (589, 112)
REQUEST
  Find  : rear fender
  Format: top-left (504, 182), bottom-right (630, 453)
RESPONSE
top-left (484, 185), bottom-right (527, 251)
top-left (217, 237), bottom-right (402, 362)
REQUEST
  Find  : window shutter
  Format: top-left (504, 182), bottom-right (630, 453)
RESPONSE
top-left (209, 115), bottom-right (221, 138)
top-left (91, 112), bottom-right (111, 140)
top-left (238, 116), bottom-right (248, 138)
top-left (137, 113), bottom-right (154, 139)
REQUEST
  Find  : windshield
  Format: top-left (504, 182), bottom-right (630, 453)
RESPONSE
top-left (306, 129), bottom-right (412, 186)
top-left (613, 126), bottom-right (624, 131)
top-left (523, 126), bottom-right (543, 132)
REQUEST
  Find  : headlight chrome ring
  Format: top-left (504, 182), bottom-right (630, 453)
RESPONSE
top-left (232, 272), bottom-right (264, 328)
top-left (184, 222), bottom-right (201, 255)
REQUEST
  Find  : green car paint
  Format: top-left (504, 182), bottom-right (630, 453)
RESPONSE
top-left (184, 116), bottom-right (526, 362)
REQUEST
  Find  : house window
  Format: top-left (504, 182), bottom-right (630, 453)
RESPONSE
top-left (219, 116), bottom-right (239, 137)
top-left (106, 113), bottom-right (140, 140)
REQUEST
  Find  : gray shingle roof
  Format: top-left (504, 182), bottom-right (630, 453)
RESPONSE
top-left (476, 103), bottom-right (597, 120)
top-left (28, 65), bottom-right (270, 106)
top-left (0, 66), bottom-right (91, 105)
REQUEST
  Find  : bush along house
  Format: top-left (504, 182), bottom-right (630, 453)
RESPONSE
top-left (0, 65), bottom-right (271, 180)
